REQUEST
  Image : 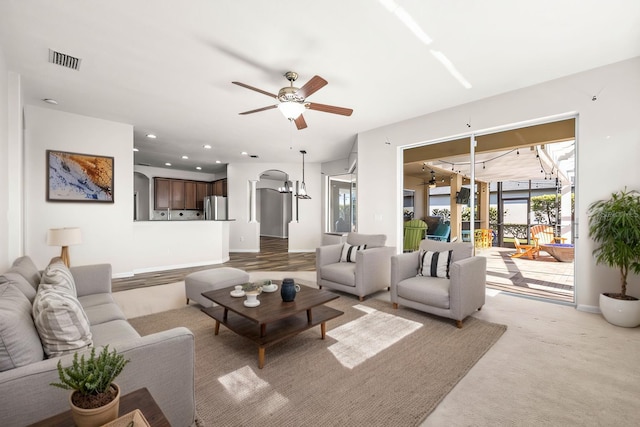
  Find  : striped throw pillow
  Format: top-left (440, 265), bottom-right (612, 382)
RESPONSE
top-left (40, 258), bottom-right (76, 296)
top-left (417, 250), bottom-right (453, 278)
top-left (32, 287), bottom-right (93, 358)
top-left (340, 243), bottom-right (367, 263)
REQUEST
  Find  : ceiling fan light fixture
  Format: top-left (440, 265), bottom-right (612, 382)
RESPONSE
top-left (278, 101), bottom-right (306, 120)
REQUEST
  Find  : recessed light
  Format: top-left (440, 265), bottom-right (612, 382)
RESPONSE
top-left (215, 160), bottom-right (221, 164)
top-left (146, 134), bottom-right (157, 139)
top-left (165, 162), bottom-right (172, 166)
top-left (196, 166), bottom-right (202, 170)
top-left (181, 155), bottom-right (189, 159)
top-left (42, 98), bottom-right (58, 105)
top-left (203, 144), bottom-right (212, 149)
top-left (241, 151), bottom-right (248, 156)
top-left (133, 148), bottom-right (139, 152)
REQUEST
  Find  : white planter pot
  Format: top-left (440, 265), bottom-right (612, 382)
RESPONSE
top-left (599, 293), bottom-right (640, 328)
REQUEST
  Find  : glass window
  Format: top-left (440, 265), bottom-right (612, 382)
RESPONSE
top-left (328, 173), bottom-right (356, 232)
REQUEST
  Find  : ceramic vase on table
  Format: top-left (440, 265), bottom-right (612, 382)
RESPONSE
top-left (281, 278), bottom-right (300, 302)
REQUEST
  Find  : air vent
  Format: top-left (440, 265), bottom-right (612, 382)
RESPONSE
top-left (48, 49), bottom-right (82, 70)
top-left (250, 155), bottom-right (259, 158)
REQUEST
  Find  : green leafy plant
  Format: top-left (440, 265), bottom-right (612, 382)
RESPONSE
top-left (587, 188), bottom-right (640, 299)
top-left (51, 346), bottom-right (129, 398)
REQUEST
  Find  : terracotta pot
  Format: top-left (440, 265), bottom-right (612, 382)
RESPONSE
top-left (599, 293), bottom-right (640, 328)
top-left (69, 383), bottom-right (120, 427)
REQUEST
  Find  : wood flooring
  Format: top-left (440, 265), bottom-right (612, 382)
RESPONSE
top-left (112, 236), bottom-right (315, 292)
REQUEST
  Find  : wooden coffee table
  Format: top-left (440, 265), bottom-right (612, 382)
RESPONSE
top-left (201, 283), bottom-right (343, 368)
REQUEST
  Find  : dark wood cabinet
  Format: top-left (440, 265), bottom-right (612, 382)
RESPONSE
top-left (154, 178), bottom-right (170, 209)
top-left (185, 181), bottom-right (197, 210)
top-left (154, 178), bottom-right (214, 210)
top-left (212, 178), bottom-right (228, 196)
top-left (196, 182), bottom-right (210, 210)
top-left (170, 180), bottom-right (185, 209)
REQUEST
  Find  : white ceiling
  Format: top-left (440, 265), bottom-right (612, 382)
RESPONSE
top-left (1, 1), bottom-right (639, 173)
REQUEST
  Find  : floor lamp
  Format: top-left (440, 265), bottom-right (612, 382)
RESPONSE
top-left (47, 227), bottom-right (82, 267)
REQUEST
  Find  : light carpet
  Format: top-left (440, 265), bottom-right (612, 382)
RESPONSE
top-left (129, 296), bottom-right (506, 426)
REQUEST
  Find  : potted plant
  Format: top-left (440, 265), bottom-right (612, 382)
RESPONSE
top-left (50, 346), bottom-right (129, 427)
top-left (587, 188), bottom-right (640, 327)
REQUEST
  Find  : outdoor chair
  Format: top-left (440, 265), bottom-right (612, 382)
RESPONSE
top-left (316, 232), bottom-right (395, 301)
top-left (530, 224), bottom-right (566, 245)
top-left (427, 222), bottom-right (451, 241)
top-left (391, 239), bottom-right (486, 328)
top-left (403, 219), bottom-right (428, 252)
top-left (511, 237), bottom-right (540, 259)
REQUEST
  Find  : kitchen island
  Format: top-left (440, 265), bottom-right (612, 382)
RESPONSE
top-left (127, 219), bottom-right (233, 276)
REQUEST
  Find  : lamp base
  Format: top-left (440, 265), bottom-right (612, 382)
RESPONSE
top-left (60, 246), bottom-right (71, 267)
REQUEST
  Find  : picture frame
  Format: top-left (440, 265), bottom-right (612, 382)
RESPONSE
top-left (47, 150), bottom-right (114, 202)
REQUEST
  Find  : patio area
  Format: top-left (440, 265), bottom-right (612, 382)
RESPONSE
top-left (477, 246), bottom-right (575, 304)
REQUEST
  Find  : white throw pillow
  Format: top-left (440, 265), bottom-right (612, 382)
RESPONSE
top-left (340, 243), bottom-right (367, 263)
top-left (417, 250), bottom-right (453, 279)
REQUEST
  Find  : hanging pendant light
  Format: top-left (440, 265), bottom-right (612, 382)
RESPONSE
top-left (279, 180), bottom-right (292, 193)
top-left (297, 150), bottom-right (311, 199)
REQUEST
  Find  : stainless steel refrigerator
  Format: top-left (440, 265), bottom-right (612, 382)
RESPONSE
top-left (204, 196), bottom-right (227, 220)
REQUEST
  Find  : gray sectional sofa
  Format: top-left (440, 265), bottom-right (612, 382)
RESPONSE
top-left (0, 257), bottom-right (196, 426)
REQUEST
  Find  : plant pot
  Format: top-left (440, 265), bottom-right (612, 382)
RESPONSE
top-left (69, 383), bottom-right (120, 427)
top-left (599, 293), bottom-right (640, 328)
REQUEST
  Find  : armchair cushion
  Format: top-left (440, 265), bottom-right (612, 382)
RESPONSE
top-left (320, 262), bottom-right (355, 287)
top-left (417, 250), bottom-right (452, 278)
top-left (340, 243), bottom-right (367, 263)
top-left (396, 276), bottom-right (450, 309)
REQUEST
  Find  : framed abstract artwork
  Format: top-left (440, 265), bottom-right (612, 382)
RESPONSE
top-left (47, 150), bottom-right (114, 202)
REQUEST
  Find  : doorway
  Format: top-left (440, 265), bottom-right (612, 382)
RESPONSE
top-left (403, 117), bottom-right (576, 304)
top-left (257, 170), bottom-right (292, 253)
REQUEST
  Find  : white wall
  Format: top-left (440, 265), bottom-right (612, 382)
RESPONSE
top-left (0, 47), bottom-right (8, 270)
top-left (23, 106), bottom-right (135, 272)
top-left (358, 57), bottom-right (640, 311)
top-left (228, 161), bottom-right (322, 253)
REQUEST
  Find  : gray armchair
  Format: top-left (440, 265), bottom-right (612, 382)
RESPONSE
top-left (391, 239), bottom-right (486, 328)
top-left (316, 233), bottom-right (395, 301)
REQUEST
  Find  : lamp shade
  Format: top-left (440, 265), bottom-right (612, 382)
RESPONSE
top-left (47, 227), bottom-right (82, 247)
top-left (278, 102), bottom-right (306, 120)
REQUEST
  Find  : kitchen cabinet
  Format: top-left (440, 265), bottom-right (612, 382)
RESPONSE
top-left (196, 182), bottom-right (210, 210)
top-left (213, 178), bottom-right (227, 197)
top-left (184, 181), bottom-right (197, 210)
top-left (170, 180), bottom-right (185, 209)
top-left (154, 178), bottom-right (170, 209)
top-left (155, 178), bottom-right (213, 210)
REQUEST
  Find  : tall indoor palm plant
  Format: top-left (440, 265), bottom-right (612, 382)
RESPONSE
top-left (587, 188), bottom-right (640, 327)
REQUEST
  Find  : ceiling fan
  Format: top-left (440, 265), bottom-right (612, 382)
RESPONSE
top-left (232, 71), bottom-right (353, 130)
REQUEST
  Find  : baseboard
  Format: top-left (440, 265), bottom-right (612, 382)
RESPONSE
top-left (577, 304), bottom-right (601, 314)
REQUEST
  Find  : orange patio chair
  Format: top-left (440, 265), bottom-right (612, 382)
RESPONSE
top-left (511, 237), bottom-right (540, 260)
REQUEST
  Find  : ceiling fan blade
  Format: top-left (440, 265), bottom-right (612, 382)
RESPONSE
top-left (239, 105), bottom-right (278, 115)
top-left (232, 81), bottom-right (277, 98)
top-left (307, 102), bottom-right (353, 116)
top-left (294, 114), bottom-right (307, 130)
top-left (297, 75), bottom-right (328, 98)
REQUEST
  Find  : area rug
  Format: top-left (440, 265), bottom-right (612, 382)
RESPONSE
top-left (129, 296), bottom-right (506, 426)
